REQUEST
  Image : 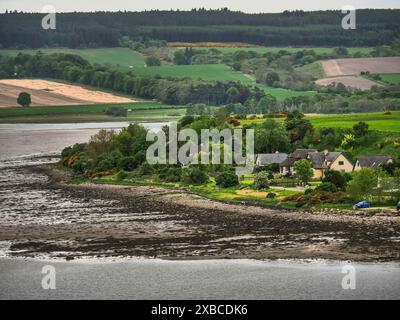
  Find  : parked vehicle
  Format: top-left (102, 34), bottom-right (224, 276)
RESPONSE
top-left (353, 201), bottom-right (371, 210)
top-left (396, 201), bottom-right (400, 212)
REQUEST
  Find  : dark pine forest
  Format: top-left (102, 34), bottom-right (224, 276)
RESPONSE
top-left (0, 9), bottom-right (399, 48)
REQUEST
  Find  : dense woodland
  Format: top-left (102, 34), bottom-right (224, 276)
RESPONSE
top-left (0, 9), bottom-right (399, 48)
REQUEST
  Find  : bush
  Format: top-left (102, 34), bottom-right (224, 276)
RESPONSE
top-left (322, 170), bottom-right (348, 191)
top-left (304, 188), bottom-right (314, 195)
top-left (116, 170), bottom-right (128, 181)
top-left (184, 167), bottom-right (209, 185)
top-left (145, 56), bottom-right (161, 66)
top-left (104, 106), bottom-right (128, 117)
top-left (159, 167), bottom-right (182, 183)
top-left (266, 193), bottom-right (277, 199)
top-left (315, 182), bottom-right (338, 193)
top-left (254, 172), bottom-right (270, 190)
top-left (138, 162), bottom-right (154, 176)
top-left (215, 171), bottom-right (239, 188)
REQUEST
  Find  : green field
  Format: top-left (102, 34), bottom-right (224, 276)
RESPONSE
top-left (133, 64), bottom-right (315, 100)
top-left (240, 111), bottom-right (400, 132)
top-left (308, 111), bottom-right (400, 132)
top-left (0, 102), bottom-right (186, 123)
top-left (379, 74), bottom-right (400, 85)
top-left (0, 48), bottom-right (146, 71)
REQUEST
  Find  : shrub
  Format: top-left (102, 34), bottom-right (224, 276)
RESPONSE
top-left (215, 171), bottom-right (239, 188)
top-left (145, 56), bottom-right (161, 66)
top-left (159, 167), bottom-right (182, 183)
top-left (138, 162), bottom-right (154, 176)
top-left (315, 182), bottom-right (338, 193)
top-left (266, 193), bottom-right (277, 199)
top-left (304, 188), bottom-right (314, 195)
top-left (254, 172), bottom-right (270, 190)
top-left (184, 167), bottom-right (209, 185)
top-left (116, 170), bottom-right (128, 181)
top-left (104, 106), bottom-right (128, 117)
top-left (322, 170), bottom-right (348, 190)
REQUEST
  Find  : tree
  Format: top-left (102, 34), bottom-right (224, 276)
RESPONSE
top-left (353, 121), bottom-right (369, 138)
top-left (265, 72), bottom-right (280, 86)
top-left (294, 159), bottom-right (313, 185)
top-left (284, 111), bottom-right (313, 144)
top-left (322, 170), bottom-right (348, 191)
top-left (215, 171), bottom-right (239, 188)
top-left (17, 92), bottom-right (31, 107)
top-left (255, 119), bottom-right (290, 153)
top-left (254, 171), bottom-right (270, 190)
top-left (346, 168), bottom-right (378, 201)
top-left (145, 56), bottom-right (161, 66)
top-left (174, 50), bottom-right (189, 65)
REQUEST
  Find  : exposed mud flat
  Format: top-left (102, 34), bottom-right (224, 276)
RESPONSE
top-left (0, 156), bottom-right (399, 262)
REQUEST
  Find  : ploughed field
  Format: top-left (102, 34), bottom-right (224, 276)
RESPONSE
top-left (0, 79), bottom-right (138, 108)
top-left (317, 57), bottom-right (400, 90)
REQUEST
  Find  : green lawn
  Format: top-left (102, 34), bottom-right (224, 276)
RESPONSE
top-left (0, 102), bottom-right (186, 123)
top-left (379, 74), bottom-right (400, 85)
top-left (0, 48), bottom-right (146, 71)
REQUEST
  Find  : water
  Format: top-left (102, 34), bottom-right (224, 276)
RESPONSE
top-left (1, 258), bottom-right (399, 300)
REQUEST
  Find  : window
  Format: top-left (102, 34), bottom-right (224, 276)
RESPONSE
top-left (339, 161), bottom-right (344, 166)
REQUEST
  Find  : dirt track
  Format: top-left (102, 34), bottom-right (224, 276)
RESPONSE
top-left (0, 79), bottom-right (138, 107)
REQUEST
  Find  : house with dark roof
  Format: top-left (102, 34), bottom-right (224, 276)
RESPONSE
top-left (280, 149), bottom-right (353, 179)
top-left (256, 152), bottom-right (288, 167)
top-left (354, 156), bottom-right (393, 171)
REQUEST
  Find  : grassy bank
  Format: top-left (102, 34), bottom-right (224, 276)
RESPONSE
top-left (0, 102), bottom-right (186, 123)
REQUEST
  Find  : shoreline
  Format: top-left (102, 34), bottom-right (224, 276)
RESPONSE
top-left (1, 161), bottom-right (400, 262)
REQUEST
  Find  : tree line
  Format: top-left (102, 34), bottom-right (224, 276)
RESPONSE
top-left (0, 9), bottom-right (399, 48)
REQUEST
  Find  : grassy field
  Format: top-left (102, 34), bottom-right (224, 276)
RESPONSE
top-left (240, 111), bottom-right (400, 132)
top-left (0, 48), bottom-right (146, 71)
top-left (379, 74), bottom-right (400, 85)
top-left (133, 64), bottom-right (316, 100)
top-left (0, 102), bottom-right (186, 123)
top-left (298, 61), bottom-right (325, 79)
top-left (308, 111), bottom-right (400, 132)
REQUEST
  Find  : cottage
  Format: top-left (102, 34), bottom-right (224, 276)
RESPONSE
top-left (280, 149), bottom-right (353, 179)
top-left (354, 155), bottom-right (393, 171)
top-left (256, 152), bottom-right (288, 167)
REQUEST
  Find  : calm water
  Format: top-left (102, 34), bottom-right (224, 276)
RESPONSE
top-left (1, 258), bottom-right (399, 300)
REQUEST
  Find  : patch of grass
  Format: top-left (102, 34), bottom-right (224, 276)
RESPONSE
top-left (0, 48), bottom-right (146, 71)
top-left (379, 73), bottom-right (400, 85)
top-left (298, 61), bottom-right (325, 78)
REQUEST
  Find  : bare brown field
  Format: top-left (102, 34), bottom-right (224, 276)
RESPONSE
top-left (322, 57), bottom-right (400, 77)
top-left (0, 79), bottom-right (138, 107)
top-left (315, 76), bottom-right (383, 90)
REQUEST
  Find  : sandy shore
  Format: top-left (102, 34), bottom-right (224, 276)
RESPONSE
top-left (1, 164), bottom-right (398, 262)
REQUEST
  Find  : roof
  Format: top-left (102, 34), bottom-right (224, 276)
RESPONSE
top-left (357, 156), bottom-right (393, 168)
top-left (291, 149), bottom-right (317, 159)
top-left (309, 152), bottom-right (328, 169)
top-left (326, 152), bottom-right (342, 163)
top-left (256, 153), bottom-right (288, 166)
